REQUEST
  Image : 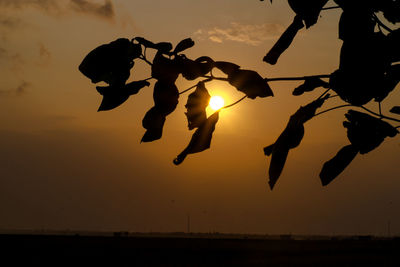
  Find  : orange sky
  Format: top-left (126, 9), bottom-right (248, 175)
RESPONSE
top-left (0, 0), bottom-right (399, 235)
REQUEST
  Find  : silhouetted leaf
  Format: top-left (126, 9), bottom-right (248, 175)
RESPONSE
top-left (134, 37), bottom-right (155, 48)
top-left (380, 0), bottom-right (400, 24)
top-left (173, 38), bottom-right (195, 54)
top-left (228, 69), bottom-right (274, 99)
top-left (343, 110), bottom-right (398, 154)
top-left (264, 15), bottom-right (304, 65)
top-left (292, 77), bottom-right (329, 96)
top-left (390, 106), bottom-right (400, 115)
top-left (338, 11), bottom-right (375, 41)
top-left (265, 95), bottom-right (329, 189)
top-left (141, 107), bottom-right (166, 143)
top-left (288, 0), bottom-right (328, 28)
top-left (154, 42), bottom-right (173, 53)
top-left (178, 56), bottom-right (214, 80)
top-left (96, 80), bottom-right (150, 111)
top-left (214, 61), bottom-right (240, 76)
top-left (152, 52), bottom-right (181, 82)
top-left (79, 38), bottom-right (141, 85)
top-left (375, 64), bottom-right (400, 102)
top-left (319, 145), bottom-right (359, 186)
top-left (185, 82), bottom-right (211, 130)
top-left (173, 112), bottom-right (219, 165)
top-left (153, 81), bottom-right (179, 116)
top-left (387, 29), bottom-right (400, 63)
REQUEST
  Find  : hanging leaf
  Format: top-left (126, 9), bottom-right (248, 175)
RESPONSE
top-left (387, 29), bottom-right (400, 63)
top-left (173, 38), bottom-right (195, 54)
top-left (292, 77), bottom-right (329, 96)
top-left (214, 61), bottom-right (240, 76)
top-left (343, 110), bottom-right (398, 154)
top-left (185, 82), bottom-right (211, 130)
top-left (154, 42), bottom-right (173, 53)
top-left (134, 37), bottom-right (156, 48)
top-left (152, 52), bottom-right (181, 82)
top-left (375, 64), bottom-right (400, 102)
top-left (228, 69), bottom-right (274, 99)
top-left (79, 38), bottom-right (141, 85)
top-left (178, 56), bottom-right (214, 80)
top-left (96, 80), bottom-right (150, 111)
top-left (263, 15), bottom-right (304, 65)
top-left (288, 0), bottom-right (329, 28)
top-left (319, 145), bottom-right (359, 186)
top-left (141, 107), bottom-right (166, 143)
top-left (265, 95), bottom-right (329, 189)
top-left (390, 106), bottom-right (400, 115)
top-left (173, 112), bottom-right (219, 165)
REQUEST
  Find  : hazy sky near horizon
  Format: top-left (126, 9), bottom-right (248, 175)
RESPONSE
top-left (0, 0), bottom-right (399, 235)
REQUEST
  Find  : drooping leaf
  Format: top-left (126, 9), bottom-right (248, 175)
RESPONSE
top-left (185, 81), bottom-right (211, 130)
top-left (288, 0), bottom-right (329, 28)
top-left (177, 56), bottom-right (214, 80)
top-left (343, 110), bottom-right (398, 154)
top-left (141, 107), bottom-right (166, 143)
top-left (390, 106), bottom-right (400, 115)
top-left (375, 64), bottom-right (400, 102)
top-left (173, 112), bottom-right (219, 165)
top-left (292, 77), bottom-right (329, 96)
top-left (214, 61), bottom-right (240, 76)
top-left (228, 69), bottom-right (274, 99)
top-left (319, 145), bottom-right (359, 186)
top-left (96, 80), bottom-right (150, 111)
top-left (173, 38), bottom-right (195, 54)
top-left (154, 42), bottom-right (173, 53)
top-left (265, 95), bottom-right (329, 189)
top-left (263, 15), bottom-right (304, 65)
top-left (134, 37), bottom-right (156, 48)
top-left (152, 52), bottom-right (181, 82)
top-left (79, 38), bottom-right (141, 85)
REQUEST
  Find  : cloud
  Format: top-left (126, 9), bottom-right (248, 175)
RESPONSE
top-left (0, 17), bottom-right (23, 29)
top-left (0, 0), bottom-right (59, 12)
top-left (70, 0), bottom-right (114, 20)
top-left (0, 80), bottom-right (31, 96)
top-left (37, 42), bottom-right (51, 66)
top-left (194, 22), bottom-right (285, 46)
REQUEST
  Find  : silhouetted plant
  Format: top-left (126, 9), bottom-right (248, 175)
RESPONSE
top-left (79, 0), bottom-right (400, 190)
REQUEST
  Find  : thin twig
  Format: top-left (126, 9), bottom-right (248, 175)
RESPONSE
top-left (360, 106), bottom-right (400, 123)
top-left (267, 74), bottom-right (331, 82)
top-left (179, 78), bottom-right (213, 95)
top-left (202, 75), bottom-right (229, 82)
top-left (318, 88), bottom-right (331, 100)
top-left (321, 6), bottom-right (341, 11)
top-left (372, 14), bottom-right (393, 33)
top-left (314, 104), bottom-right (353, 117)
top-left (222, 95), bottom-right (247, 110)
top-left (139, 56), bottom-right (153, 66)
top-left (379, 102), bottom-right (382, 117)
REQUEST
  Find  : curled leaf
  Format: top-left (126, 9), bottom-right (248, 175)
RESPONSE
top-left (96, 80), bottom-right (150, 111)
top-left (154, 42), bottom-right (173, 53)
top-left (79, 38), bottom-right (141, 85)
top-left (185, 82), bottom-right (211, 130)
top-left (134, 37), bottom-right (155, 48)
top-left (292, 77), bottom-right (329, 96)
top-left (228, 70), bottom-right (273, 99)
top-left (319, 145), bottom-right (359, 186)
top-left (152, 52), bottom-right (181, 82)
top-left (173, 112), bottom-right (219, 165)
top-left (141, 107), bottom-right (166, 143)
top-left (264, 15), bottom-right (304, 65)
top-left (343, 110), bottom-right (398, 154)
top-left (178, 56), bottom-right (214, 80)
top-left (214, 61), bottom-right (240, 76)
top-left (264, 95), bottom-right (329, 189)
top-left (173, 38), bottom-right (195, 54)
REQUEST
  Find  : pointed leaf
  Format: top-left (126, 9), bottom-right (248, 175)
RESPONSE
top-left (228, 69), bottom-right (274, 99)
top-left (185, 82), bottom-right (211, 130)
top-left (263, 15), bottom-right (304, 65)
top-left (178, 56), bottom-right (214, 80)
top-left (173, 38), bottom-right (195, 54)
top-left (173, 112), bottom-right (219, 165)
top-left (390, 106), bottom-right (400, 115)
top-left (141, 107), bottom-right (166, 142)
top-left (320, 145), bottom-right (359, 186)
top-left (292, 77), bottom-right (329, 96)
top-left (288, 0), bottom-right (328, 28)
top-left (214, 61), bottom-right (240, 76)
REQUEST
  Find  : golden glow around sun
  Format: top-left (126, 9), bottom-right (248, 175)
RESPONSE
top-left (209, 96), bottom-right (225, 111)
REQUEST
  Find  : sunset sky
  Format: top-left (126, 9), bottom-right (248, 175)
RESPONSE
top-left (1, 0), bottom-right (399, 235)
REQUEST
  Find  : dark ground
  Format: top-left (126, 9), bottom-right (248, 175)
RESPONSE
top-left (1, 233), bottom-right (399, 266)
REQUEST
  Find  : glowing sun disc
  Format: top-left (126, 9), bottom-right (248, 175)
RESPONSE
top-left (209, 96), bottom-right (225, 111)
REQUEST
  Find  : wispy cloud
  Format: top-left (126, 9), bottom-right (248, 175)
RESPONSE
top-left (194, 22), bottom-right (285, 46)
top-left (0, 0), bottom-right (59, 12)
top-left (37, 42), bottom-right (51, 66)
top-left (70, 0), bottom-right (114, 20)
top-left (0, 80), bottom-right (31, 97)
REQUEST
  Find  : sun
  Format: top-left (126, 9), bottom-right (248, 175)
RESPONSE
top-left (209, 96), bottom-right (225, 111)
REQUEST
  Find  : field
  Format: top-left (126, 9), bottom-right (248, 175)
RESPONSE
top-left (1, 233), bottom-right (399, 266)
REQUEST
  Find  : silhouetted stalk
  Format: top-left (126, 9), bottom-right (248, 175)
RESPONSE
top-left (222, 95), bottom-right (247, 110)
top-left (139, 55), bottom-right (153, 66)
top-left (360, 106), bottom-right (400, 123)
top-left (267, 74), bottom-right (331, 82)
top-left (379, 102), bottom-right (382, 116)
top-left (318, 88), bottom-right (331, 99)
top-left (373, 14), bottom-right (393, 33)
top-left (321, 6), bottom-right (340, 11)
top-left (179, 78), bottom-right (213, 95)
top-left (313, 104), bottom-right (353, 117)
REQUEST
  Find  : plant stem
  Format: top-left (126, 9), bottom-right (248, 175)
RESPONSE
top-left (360, 106), bottom-right (400, 123)
top-left (373, 14), bottom-right (393, 33)
top-left (322, 6), bottom-right (340, 11)
top-left (314, 104), bottom-right (353, 117)
top-left (222, 96), bottom-right (247, 110)
top-left (179, 78), bottom-right (213, 95)
top-left (267, 74), bottom-right (331, 82)
top-left (139, 55), bottom-right (153, 66)
top-left (318, 88), bottom-right (331, 99)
